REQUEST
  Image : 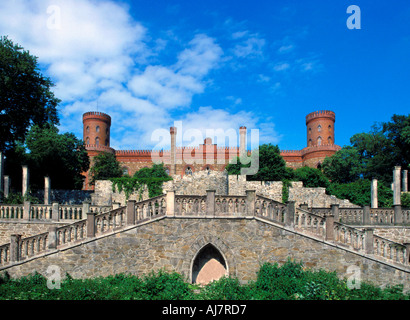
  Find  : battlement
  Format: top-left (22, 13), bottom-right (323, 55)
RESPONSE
top-left (83, 111), bottom-right (111, 124)
top-left (115, 150), bottom-right (152, 155)
top-left (306, 110), bottom-right (335, 123)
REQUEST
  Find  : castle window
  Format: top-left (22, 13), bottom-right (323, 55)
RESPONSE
top-left (86, 126), bottom-right (90, 133)
top-left (328, 125), bottom-right (332, 131)
top-left (185, 166), bottom-right (193, 175)
top-left (105, 139), bottom-right (109, 146)
top-left (308, 139), bottom-right (312, 147)
top-left (308, 128), bottom-right (311, 135)
top-left (317, 136), bottom-right (322, 146)
top-left (122, 167), bottom-right (129, 176)
top-left (96, 125), bottom-right (100, 133)
top-left (317, 125), bottom-right (322, 132)
top-left (95, 137), bottom-right (100, 146)
top-left (328, 136), bottom-right (332, 144)
top-left (85, 137), bottom-right (90, 145)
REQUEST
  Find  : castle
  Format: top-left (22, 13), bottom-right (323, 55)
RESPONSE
top-left (82, 110), bottom-right (341, 189)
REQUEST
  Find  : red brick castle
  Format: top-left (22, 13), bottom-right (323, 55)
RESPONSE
top-left (82, 110), bottom-right (341, 190)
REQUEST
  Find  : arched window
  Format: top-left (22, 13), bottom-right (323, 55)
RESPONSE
top-left (192, 244), bottom-right (227, 285)
top-left (86, 126), bottom-right (90, 133)
top-left (317, 136), bottom-right (322, 146)
top-left (308, 139), bottom-right (312, 147)
top-left (328, 125), bottom-right (332, 131)
top-left (95, 137), bottom-right (100, 146)
top-left (122, 167), bottom-right (129, 176)
top-left (328, 136), bottom-right (332, 144)
top-left (317, 125), bottom-right (322, 132)
top-left (85, 137), bottom-right (90, 145)
top-left (185, 166), bottom-right (193, 175)
top-left (96, 125), bottom-right (100, 133)
top-left (308, 127), bottom-right (312, 135)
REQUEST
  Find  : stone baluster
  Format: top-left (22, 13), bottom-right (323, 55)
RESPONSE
top-left (10, 234), bottom-right (21, 263)
top-left (206, 190), bottom-right (215, 217)
top-left (364, 228), bottom-right (374, 254)
top-left (48, 227), bottom-right (58, 249)
top-left (166, 190), bottom-right (175, 216)
top-left (245, 190), bottom-right (256, 216)
top-left (23, 201), bottom-right (31, 220)
top-left (87, 212), bottom-right (96, 238)
top-left (126, 200), bottom-right (136, 226)
top-left (285, 201), bottom-right (295, 228)
top-left (325, 213), bottom-right (334, 241)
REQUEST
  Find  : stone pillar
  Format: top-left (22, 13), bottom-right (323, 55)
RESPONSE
top-left (3, 175), bottom-right (10, 198)
top-left (364, 228), bottom-right (374, 254)
top-left (44, 176), bottom-right (51, 205)
top-left (325, 214), bottom-right (334, 241)
top-left (285, 201), bottom-right (295, 228)
top-left (371, 179), bottom-right (378, 209)
top-left (245, 190), bottom-right (256, 216)
top-left (206, 190), bottom-right (216, 216)
top-left (403, 170), bottom-right (408, 193)
top-left (170, 127), bottom-right (177, 175)
top-left (394, 205), bottom-right (403, 225)
top-left (48, 227), bottom-right (58, 249)
top-left (239, 126), bottom-right (247, 162)
top-left (404, 243), bottom-right (410, 266)
top-left (363, 206), bottom-right (371, 225)
top-left (166, 190), bottom-right (175, 216)
top-left (10, 234), bottom-right (21, 263)
top-left (22, 165), bottom-right (29, 197)
top-left (52, 202), bottom-right (59, 221)
top-left (0, 152), bottom-right (4, 200)
top-left (86, 212), bottom-right (96, 238)
top-left (393, 166), bottom-right (401, 205)
top-left (331, 204), bottom-right (339, 222)
top-left (126, 200), bottom-right (136, 226)
top-left (23, 201), bottom-right (31, 220)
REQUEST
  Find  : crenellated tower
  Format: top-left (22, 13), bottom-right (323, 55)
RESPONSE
top-left (305, 110), bottom-right (336, 147)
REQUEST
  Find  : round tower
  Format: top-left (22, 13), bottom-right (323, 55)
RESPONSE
top-left (83, 111), bottom-right (111, 148)
top-left (306, 110), bottom-right (335, 147)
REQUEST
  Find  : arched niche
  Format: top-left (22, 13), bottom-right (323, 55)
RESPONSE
top-left (191, 243), bottom-right (228, 285)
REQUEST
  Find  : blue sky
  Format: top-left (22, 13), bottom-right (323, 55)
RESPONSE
top-left (1, 0), bottom-right (409, 151)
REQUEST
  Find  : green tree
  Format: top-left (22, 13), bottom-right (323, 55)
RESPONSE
top-left (293, 166), bottom-right (330, 188)
top-left (25, 124), bottom-right (89, 190)
top-left (226, 144), bottom-right (292, 181)
top-left (0, 36), bottom-right (60, 153)
top-left (89, 152), bottom-right (122, 186)
top-left (327, 179), bottom-right (393, 207)
top-left (322, 146), bottom-right (363, 184)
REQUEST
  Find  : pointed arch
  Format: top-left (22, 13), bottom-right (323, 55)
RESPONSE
top-left (191, 243), bottom-right (228, 284)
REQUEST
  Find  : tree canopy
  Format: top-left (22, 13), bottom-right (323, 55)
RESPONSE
top-left (0, 36), bottom-right (60, 153)
top-left (88, 152), bottom-right (122, 186)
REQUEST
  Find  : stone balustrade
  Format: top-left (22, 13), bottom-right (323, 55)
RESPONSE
top-left (0, 202), bottom-right (111, 222)
top-left (1, 191), bottom-right (409, 271)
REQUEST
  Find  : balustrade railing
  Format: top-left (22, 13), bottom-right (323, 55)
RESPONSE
top-left (19, 232), bottom-right (49, 260)
top-left (339, 208), bottom-right (364, 224)
top-left (215, 195), bottom-right (246, 216)
top-left (0, 205), bottom-right (24, 219)
top-left (369, 208), bottom-right (394, 225)
top-left (0, 244), bottom-right (10, 266)
top-left (255, 195), bottom-right (287, 225)
top-left (295, 209), bottom-right (326, 238)
top-left (174, 195), bottom-right (206, 216)
top-left (333, 223), bottom-right (365, 252)
top-left (1, 191), bottom-right (409, 271)
top-left (135, 195), bottom-right (167, 221)
top-left (373, 235), bottom-right (407, 265)
top-left (94, 206), bottom-right (127, 236)
top-left (56, 220), bottom-right (87, 246)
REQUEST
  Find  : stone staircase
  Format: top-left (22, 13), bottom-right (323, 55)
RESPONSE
top-left (1, 191), bottom-right (409, 273)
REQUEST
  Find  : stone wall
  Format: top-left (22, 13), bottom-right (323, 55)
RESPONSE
top-left (91, 172), bottom-right (357, 208)
top-left (288, 183), bottom-right (359, 208)
top-left (3, 217), bottom-right (409, 291)
top-left (227, 175), bottom-right (283, 201)
top-left (0, 220), bottom-right (68, 245)
top-left (373, 227), bottom-right (410, 244)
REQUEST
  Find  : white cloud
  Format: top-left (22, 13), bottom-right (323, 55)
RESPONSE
top-left (273, 62), bottom-right (290, 71)
top-left (233, 34), bottom-right (265, 58)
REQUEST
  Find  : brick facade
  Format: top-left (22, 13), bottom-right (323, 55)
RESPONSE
top-left (82, 110), bottom-right (341, 190)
